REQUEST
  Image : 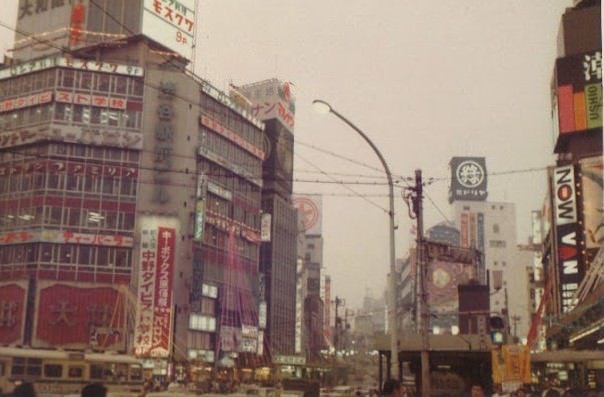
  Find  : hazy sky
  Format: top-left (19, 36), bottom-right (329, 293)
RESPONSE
top-left (0, 0), bottom-right (572, 309)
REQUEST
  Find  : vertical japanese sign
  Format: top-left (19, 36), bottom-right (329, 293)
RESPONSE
top-left (194, 175), bottom-right (207, 242)
top-left (153, 227), bottom-right (175, 357)
top-left (134, 227), bottom-right (175, 357)
top-left (142, 0), bottom-right (196, 60)
top-left (134, 229), bottom-right (158, 356)
top-left (154, 81), bottom-right (176, 203)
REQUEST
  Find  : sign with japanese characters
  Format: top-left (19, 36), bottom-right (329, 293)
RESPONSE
top-left (0, 91), bottom-right (53, 113)
top-left (556, 50), bottom-right (602, 135)
top-left (0, 281), bottom-right (28, 345)
top-left (240, 80), bottom-right (296, 133)
top-left (0, 229), bottom-right (133, 247)
top-left (200, 115), bottom-right (265, 160)
top-left (134, 226), bottom-right (175, 358)
top-left (55, 90), bottom-right (128, 110)
top-left (0, 124), bottom-right (143, 150)
top-left (448, 157), bottom-right (488, 203)
top-left (0, 55), bottom-right (144, 81)
top-left (142, 0), bottom-right (196, 60)
top-left (34, 282), bottom-right (124, 350)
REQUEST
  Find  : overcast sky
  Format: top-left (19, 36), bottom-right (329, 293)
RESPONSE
top-left (1, 0), bottom-right (572, 309)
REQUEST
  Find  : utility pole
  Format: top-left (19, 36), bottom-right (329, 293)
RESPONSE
top-left (333, 296), bottom-right (341, 385)
top-left (414, 169), bottom-right (430, 397)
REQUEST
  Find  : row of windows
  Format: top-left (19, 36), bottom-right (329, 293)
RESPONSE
top-left (198, 160), bottom-right (261, 205)
top-left (200, 128), bottom-right (262, 180)
top-left (0, 143), bottom-right (140, 164)
top-left (200, 94), bottom-right (264, 150)
top-left (202, 224), bottom-right (259, 262)
top-left (0, 243), bottom-right (132, 268)
top-left (0, 68), bottom-right (144, 99)
top-left (55, 103), bottom-right (142, 130)
top-left (9, 357), bottom-right (142, 382)
top-left (0, 206), bottom-right (135, 232)
top-left (0, 103), bottom-right (143, 132)
top-left (0, 171), bottom-right (138, 198)
top-left (189, 313), bottom-right (217, 332)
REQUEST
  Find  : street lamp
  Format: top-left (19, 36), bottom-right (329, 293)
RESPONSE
top-left (312, 99), bottom-right (398, 380)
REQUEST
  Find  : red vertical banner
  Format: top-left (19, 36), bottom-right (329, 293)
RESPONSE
top-left (460, 212), bottom-right (469, 248)
top-left (152, 227), bottom-right (175, 357)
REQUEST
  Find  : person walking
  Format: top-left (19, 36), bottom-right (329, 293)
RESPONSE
top-left (81, 383), bottom-right (107, 397)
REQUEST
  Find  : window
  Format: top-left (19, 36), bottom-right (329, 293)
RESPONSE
top-left (68, 366), bottom-right (84, 378)
top-left (493, 224), bottom-right (500, 233)
top-left (90, 364), bottom-right (104, 380)
top-left (189, 314), bottom-right (216, 332)
top-left (44, 364), bottom-right (63, 378)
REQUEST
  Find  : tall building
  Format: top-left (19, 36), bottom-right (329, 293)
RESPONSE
top-left (538, 0), bottom-right (602, 354)
top-left (292, 194), bottom-right (327, 361)
top-left (0, 1), bottom-right (267, 375)
top-left (240, 80), bottom-right (298, 357)
top-left (449, 157), bottom-right (531, 340)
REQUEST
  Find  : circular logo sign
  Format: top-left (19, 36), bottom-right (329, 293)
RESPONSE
top-left (293, 197), bottom-right (319, 232)
top-left (455, 160), bottom-right (485, 188)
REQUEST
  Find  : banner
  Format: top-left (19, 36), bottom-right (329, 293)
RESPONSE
top-left (134, 227), bottom-right (175, 357)
top-left (492, 345), bottom-right (531, 385)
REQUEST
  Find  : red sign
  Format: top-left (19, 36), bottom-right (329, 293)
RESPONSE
top-left (35, 283), bottom-right (124, 349)
top-left (134, 227), bottom-right (175, 358)
top-left (0, 282), bottom-right (27, 345)
top-left (55, 90), bottom-right (127, 110)
top-left (69, 3), bottom-right (86, 46)
top-left (152, 227), bottom-right (175, 355)
top-left (0, 91), bottom-right (53, 113)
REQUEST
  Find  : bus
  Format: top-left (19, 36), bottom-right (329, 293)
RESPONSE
top-left (0, 346), bottom-right (145, 396)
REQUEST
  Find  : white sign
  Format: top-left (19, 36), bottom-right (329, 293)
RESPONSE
top-left (0, 124), bottom-right (143, 150)
top-left (0, 55), bottom-right (144, 80)
top-left (292, 195), bottom-right (322, 235)
top-left (142, 0), bottom-right (196, 61)
top-left (553, 165), bottom-right (577, 225)
top-left (260, 213), bottom-right (272, 242)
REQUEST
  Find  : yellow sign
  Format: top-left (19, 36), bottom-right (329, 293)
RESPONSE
top-left (492, 345), bottom-right (531, 384)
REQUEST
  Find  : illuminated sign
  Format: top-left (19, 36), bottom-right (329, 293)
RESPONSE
top-left (142, 0), bottom-right (196, 61)
top-left (0, 55), bottom-right (144, 80)
top-left (556, 50), bottom-right (603, 135)
top-left (448, 157), bottom-right (488, 203)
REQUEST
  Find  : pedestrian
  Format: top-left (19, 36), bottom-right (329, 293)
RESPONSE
top-left (492, 384), bottom-right (510, 397)
top-left (468, 384), bottom-right (486, 397)
top-left (382, 379), bottom-right (402, 397)
top-left (12, 382), bottom-right (36, 397)
top-left (81, 383), bottom-right (107, 397)
top-left (515, 387), bottom-right (528, 397)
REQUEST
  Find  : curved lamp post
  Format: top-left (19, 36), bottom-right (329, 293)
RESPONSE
top-left (312, 99), bottom-right (398, 380)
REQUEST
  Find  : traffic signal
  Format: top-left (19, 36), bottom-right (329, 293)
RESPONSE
top-left (490, 315), bottom-right (505, 344)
